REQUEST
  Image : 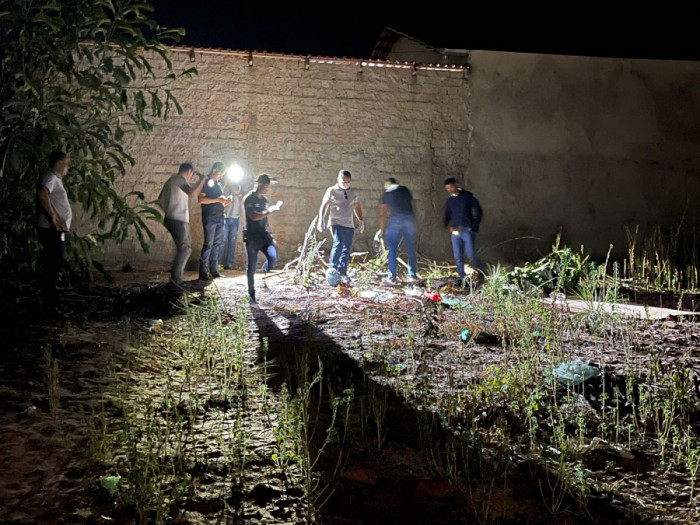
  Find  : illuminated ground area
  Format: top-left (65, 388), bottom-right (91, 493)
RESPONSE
top-left (1, 268), bottom-right (699, 523)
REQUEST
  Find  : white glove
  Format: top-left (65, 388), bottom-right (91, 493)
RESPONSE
top-left (317, 216), bottom-right (326, 232)
top-left (451, 228), bottom-right (460, 237)
top-left (357, 219), bottom-right (365, 234)
top-left (373, 229), bottom-right (383, 242)
top-left (268, 200), bottom-right (283, 213)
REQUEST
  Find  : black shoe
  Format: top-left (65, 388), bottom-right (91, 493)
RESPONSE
top-left (223, 265), bottom-right (232, 270)
top-left (211, 272), bottom-right (223, 278)
top-left (199, 274), bottom-right (210, 281)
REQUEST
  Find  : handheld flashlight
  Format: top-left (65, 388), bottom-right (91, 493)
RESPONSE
top-left (227, 163), bottom-right (244, 183)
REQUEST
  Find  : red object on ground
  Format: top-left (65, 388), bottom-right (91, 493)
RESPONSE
top-left (424, 291), bottom-right (441, 302)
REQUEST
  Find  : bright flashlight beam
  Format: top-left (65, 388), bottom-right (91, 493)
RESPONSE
top-left (226, 163), bottom-right (244, 183)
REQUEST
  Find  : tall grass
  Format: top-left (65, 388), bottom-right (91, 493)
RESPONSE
top-left (625, 224), bottom-right (699, 292)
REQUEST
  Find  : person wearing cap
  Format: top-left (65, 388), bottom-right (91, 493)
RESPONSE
top-left (242, 174), bottom-right (283, 302)
top-left (158, 163), bottom-right (206, 286)
top-left (317, 169), bottom-right (364, 281)
top-left (376, 177), bottom-right (418, 284)
top-left (197, 162), bottom-right (232, 281)
top-left (443, 177), bottom-right (483, 285)
top-left (220, 182), bottom-right (242, 269)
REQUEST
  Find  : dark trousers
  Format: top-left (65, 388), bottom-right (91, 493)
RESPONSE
top-left (245, 238), bottom-right (277, 298)
top-left (164, 218), bottom-right (192, 285)
top-left (37, 227), bottom-right (65, 307)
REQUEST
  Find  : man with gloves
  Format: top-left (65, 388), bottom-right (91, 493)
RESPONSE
top-left (317, 169), bottom-right (364, 281)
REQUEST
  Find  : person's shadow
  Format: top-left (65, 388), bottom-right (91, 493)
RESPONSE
top-left (245, 302), bottom-right (477, 524)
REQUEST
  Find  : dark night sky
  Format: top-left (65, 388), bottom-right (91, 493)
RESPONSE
top-left (148, 2), bottom-right (699, 61)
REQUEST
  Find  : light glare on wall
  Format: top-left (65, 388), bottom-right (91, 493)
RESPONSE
top-left (227, 163), bottom-right (244, 183)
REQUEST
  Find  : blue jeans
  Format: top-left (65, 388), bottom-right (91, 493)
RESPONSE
top-left (164, 218), bottom-right (192, 285)
top-left (199, 216), bottom-right (225, 278)
top-left (245, 237), bottom-right (277, 298)
top-left (221, 217), bottom-right (240, 267)
top-left (385, 215), bottom-right (417, 279)
top-left (330, 225), bottom-right (354, 276)
top-left (451, 230), bottom-right (482, 279)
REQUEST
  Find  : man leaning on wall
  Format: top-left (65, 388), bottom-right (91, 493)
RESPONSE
top-left (158, 163), bottom-right (206, 287)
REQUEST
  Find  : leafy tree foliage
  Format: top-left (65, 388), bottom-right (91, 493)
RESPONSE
top-left (0, 0), bottom-right (195, 275)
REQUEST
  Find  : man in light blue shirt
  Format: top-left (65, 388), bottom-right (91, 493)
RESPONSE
top-left (220, 182), bottom-right (242, 269)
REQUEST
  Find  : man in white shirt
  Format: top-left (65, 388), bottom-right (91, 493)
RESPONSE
top-left (158, 163), bottom-right (205, 286)
top-left (220, 182), bottom-right (242, 269)
top-left (317, 170), bottom-right (364, 281)
top-left (36, 150), bottom-right (72, 312)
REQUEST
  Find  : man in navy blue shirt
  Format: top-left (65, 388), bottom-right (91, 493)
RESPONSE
top-left (443, 177), bottom-right (483, 285)
top-left (378, 177), bottom-right (418, 284)
top-left (198, 162), bottom-right (232, 281)
top-left (243, 174), bottom-right (283, 302)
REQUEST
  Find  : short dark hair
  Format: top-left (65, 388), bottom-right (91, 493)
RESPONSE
top-left (339, 169), bottom-right (351, 179)
top-left (48, 150), bottom-right (67, 169)
top-left (385, 177), bottom-right (398, 185)
top-left (179, 162), bottom-right (194, 174)
top-left (444, 177), bottom-right (457, 186)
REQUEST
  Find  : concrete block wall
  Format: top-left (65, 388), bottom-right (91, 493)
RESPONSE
top-left (105, 50), bottom-right (470, 269)
top-left (469, 51), bottom-right (700, 260)
top-left (99, 47), bottom-right (700, 270)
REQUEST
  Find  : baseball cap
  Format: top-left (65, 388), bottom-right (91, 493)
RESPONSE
top-left (256, 174), bottom-right (278, 184)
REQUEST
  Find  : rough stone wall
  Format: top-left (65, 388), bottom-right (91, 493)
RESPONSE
top-left (105, 50), bottom-right (470, 269)
top-left (469, 51), bottom-right (700, 260)
top-left (99, 47), bottom-right (700, 270)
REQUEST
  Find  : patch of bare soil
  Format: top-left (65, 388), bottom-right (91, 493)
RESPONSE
top-left (0, 269), bottom-right (699, 523)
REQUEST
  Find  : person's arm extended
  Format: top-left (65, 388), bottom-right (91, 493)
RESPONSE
top-left (247, 209), bottom-right (267, 221)
top-left (185, 173), bottom-right (206, 196)
top-left (248, 200), bottom-right (282, 221)
top-left (198, 192), bottom-right (229, 205)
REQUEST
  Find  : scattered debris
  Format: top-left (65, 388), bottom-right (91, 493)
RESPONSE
top-left (424, 291), bottom-right (441, 302)
top-left (553, 358), bottom-right (600, 386)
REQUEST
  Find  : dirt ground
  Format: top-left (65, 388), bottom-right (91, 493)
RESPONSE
top-left (1, 265), bottom-right (699, 524)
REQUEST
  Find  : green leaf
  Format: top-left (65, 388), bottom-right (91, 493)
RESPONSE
top-left (0, 0), bottom-right (192, 275)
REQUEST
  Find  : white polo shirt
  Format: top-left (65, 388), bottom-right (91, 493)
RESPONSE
top-left (37, 170), bottom-right (72, 230)
top-left (321, 184), bottom-right (358, 228)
